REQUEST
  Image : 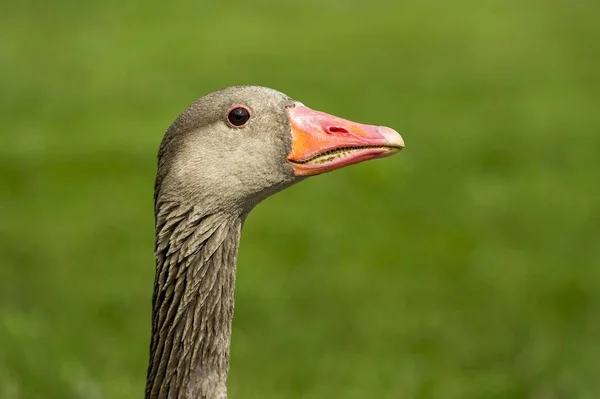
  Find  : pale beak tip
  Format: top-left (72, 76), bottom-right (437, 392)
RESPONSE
top-left (378, 126), bottom-right (405, 149)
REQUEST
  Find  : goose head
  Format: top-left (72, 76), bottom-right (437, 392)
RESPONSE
top-left (155, 85), bottom-right (404, 213)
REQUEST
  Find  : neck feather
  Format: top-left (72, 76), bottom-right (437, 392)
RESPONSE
top-left (146, 201), bottom-right (242, 399)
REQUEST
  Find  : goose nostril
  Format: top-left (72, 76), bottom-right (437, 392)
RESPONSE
top-left (326, 126), bottom-right (349, 134)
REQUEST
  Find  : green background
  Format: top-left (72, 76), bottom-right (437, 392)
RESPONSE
top-left (1, 1), bottom-right (599, 398)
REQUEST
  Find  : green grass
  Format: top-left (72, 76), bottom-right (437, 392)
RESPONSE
top-left (1, 0), bottom-right (599, 397)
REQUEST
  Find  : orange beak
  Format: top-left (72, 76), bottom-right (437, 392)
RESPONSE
top-left (286, 106), bottom-right (405, 176)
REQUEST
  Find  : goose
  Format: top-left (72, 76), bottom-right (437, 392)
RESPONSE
top-left (146, 85), bottom-right (405, 399)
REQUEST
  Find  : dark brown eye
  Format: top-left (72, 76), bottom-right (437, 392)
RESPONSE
top-left (227, 106), bottom-right (251, 127)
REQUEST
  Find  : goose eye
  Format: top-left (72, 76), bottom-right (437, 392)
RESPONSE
top-left (227, 106), bottom-right (251, 127)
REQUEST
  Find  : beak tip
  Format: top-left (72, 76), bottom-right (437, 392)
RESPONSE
top-left (378, 126), bottom-right (405, 149)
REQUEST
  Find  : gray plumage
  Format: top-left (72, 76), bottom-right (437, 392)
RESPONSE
top-left (148, 86), bottom-right (304, 399)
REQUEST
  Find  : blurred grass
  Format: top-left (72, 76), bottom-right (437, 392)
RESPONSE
top-left (1, 0), bottom-right (599, 398)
